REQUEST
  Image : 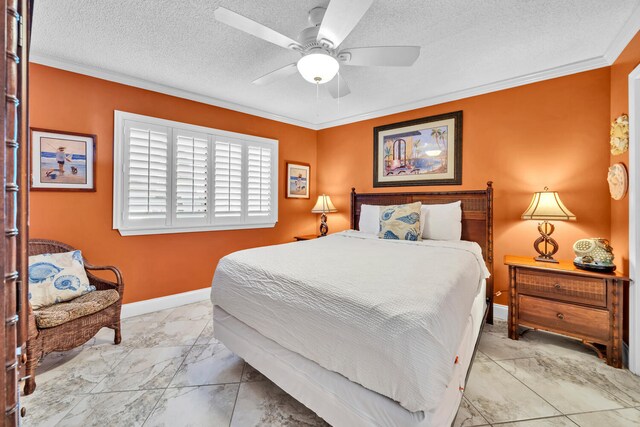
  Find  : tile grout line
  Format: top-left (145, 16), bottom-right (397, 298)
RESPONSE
top-left (142, 307), bottom-right (207, 426)
top-left (469, 328), bottom-right (596, 425)
top-left (492, 356), bottom-right (640, 422)
top-left (130, 304), bottom-right (186, 427)
top-left (69, 381), bottom-right (247, 396)
top-left (140, 384), bottom-right (170, 426)
top-left (228, 362), bottom-right (246, 427)
top-left (489, 414), bottom-right (580, 426)
top-left (588, 369), bottom-right (640, 408)
top-left (535, 356), bottom-right (637, 410)
top-left (562, 406), bottom-right (640, 417)
top-left (49, 342), bottom-right (135, 426)
top-left (45, 388), bottom-right (85, 427)
top-left (566, 415), bottom-right (581, 426)
top-left (139, 305), bottom-right (210, 426)
top-left (467, 328), bottom-right (640, 426)
top-left (489, 357), bottom-right (564, 422)
top-left (189, 304), bottom-right (247, 426)
top-left (26, 304), bottom-right (214, 426)
top-left (461, 396), bottom-right (490, 426)
top-left (483, 329), bottom-right (640, 412)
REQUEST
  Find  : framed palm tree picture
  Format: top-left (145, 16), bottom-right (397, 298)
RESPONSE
top-left (373, 111), bottom-right (462, 187)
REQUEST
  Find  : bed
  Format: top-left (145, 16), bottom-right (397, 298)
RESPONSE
top-left (211, 182), bottom-right (494, 427)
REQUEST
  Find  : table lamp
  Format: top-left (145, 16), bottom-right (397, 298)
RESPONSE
top-left (521, 187), bottom-right (576, 263)
top-left (312, 194), bottom-right (338, 236)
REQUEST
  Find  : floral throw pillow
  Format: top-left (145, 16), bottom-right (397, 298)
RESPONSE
top-left (28, 250), bottom-right (95, 310)
top-left (378, 202), bottom-right (422, 241)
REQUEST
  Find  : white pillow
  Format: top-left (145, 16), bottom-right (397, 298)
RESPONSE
top-left (28, 250), bottom-right (95, 310)
top-left (358, 204), bottom-right (381, 234)
top-left (420, 201), bottom-right (462, 240)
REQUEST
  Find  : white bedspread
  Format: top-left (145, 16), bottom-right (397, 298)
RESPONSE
top-left (211, 231), bottom-right (489, 413)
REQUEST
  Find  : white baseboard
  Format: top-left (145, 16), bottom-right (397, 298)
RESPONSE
top-left (623, 342), bottom-right (629, 368)
top-left (121, 287), bottom-right (211, 319)
top-left (493, 303), bottom-right (508, 321)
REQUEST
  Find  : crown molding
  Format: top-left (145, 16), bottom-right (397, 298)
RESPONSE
top-left (31, 51), bottom-right (612, 131)
top-left (315, 56), bottom-right (610, 129)
top-left (29, 52), bottom-right (320, 130)
top-left (603, 3), bottom-right (640, 64)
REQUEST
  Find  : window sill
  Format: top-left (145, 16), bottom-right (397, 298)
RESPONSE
top-left (116, 222), bottom-right (277, 236)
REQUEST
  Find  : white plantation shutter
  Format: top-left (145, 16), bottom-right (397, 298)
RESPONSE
top-left (247, 145), bottom-right (273, 220)
top-left (214, 139), bottom-right (243, 222)
top-left (123, 121), bottom-right (170, 227)
top-left (114, 111), bottom-right (278, 235)
top-left (174, 131), bottom-right (209, 223)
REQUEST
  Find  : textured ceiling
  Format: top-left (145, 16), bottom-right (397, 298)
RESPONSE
top-left (31, 0), bottom-right (640, 128)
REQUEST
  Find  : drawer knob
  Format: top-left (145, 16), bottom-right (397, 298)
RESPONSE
top-left (554, 283), bottom-right (561, 290)
top-left (557, 313), bottom-right (565, 320)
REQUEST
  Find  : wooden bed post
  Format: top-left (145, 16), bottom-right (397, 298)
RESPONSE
top-left (486, 181), bottom-right (494, 324)
top-left (350, 187), bottom-right (356, 230)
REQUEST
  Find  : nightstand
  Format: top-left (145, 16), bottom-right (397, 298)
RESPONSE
top-left (293, 234), bottom-right (319, 241)
top-left (504, 255), bottom-right (630, 368)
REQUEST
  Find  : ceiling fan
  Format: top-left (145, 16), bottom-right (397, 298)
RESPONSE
top-left (214, 0), bottom-right (421, 98)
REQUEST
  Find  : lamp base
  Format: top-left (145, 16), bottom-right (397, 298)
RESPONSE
top-left (532, 221), bottom-right (560, 263)
top-left (319, 213), bottom-right (328, 237)
top-left (534, 255), bottom-right (559, 264)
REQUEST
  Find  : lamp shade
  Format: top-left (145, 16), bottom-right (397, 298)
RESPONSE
top-left (521, 188), bottom-right (576, 221)
top-left (311, 194), bottom-right (338, 214)
top-left (297, 53), bottom-right (339, 84)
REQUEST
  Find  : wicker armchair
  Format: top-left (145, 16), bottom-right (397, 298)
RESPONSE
top-left (24, 239), bottom-right (124, 395)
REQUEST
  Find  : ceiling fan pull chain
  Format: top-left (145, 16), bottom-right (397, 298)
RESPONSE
top-left (316, 81), bottom-right (320, 119)
top-left (337, 72), bottom-right (341, 113)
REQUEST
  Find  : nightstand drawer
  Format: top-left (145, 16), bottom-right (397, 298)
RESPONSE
top-left (519, 295), bottom-right (609, 342)
top-left (516, 269), bottom-right (606, 307)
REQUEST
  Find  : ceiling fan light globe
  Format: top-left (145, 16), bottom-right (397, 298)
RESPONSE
top-left (297, 53), bottom-right (339, 84)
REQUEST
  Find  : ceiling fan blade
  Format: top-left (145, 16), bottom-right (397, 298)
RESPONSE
top-left (252, 63), bottom-right (298, 86)
top-left (317, 0), bottom-right (373, 48)
top-left (214, 7), bottom-right (301, 51)
top-left (339, 46), bottom-right (421, 67)
top-left (326, 75), bottom-right (350, 98)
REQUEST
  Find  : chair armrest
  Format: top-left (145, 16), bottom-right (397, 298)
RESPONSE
top-left (84, 263), bottom-right (124, 296)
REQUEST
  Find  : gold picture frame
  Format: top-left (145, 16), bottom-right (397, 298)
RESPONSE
top-left (286, 162), bottom-right (310, 199)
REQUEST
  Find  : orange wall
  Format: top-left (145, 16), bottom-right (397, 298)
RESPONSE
top-left (317, 68), bottom-right (612, 305)
top-left (610, 31), bottom-right (640, 275)
top-left (29, 64), bottom-right (318, 303)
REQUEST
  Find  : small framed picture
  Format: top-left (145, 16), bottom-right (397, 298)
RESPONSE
top-left (31, 128), bottom-right (96, 191)
top-left (286, 162), bottom-right (310, 199)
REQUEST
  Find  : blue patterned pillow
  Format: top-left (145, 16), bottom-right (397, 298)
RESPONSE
top-left (28, 250), bottom-right (95, 309)
top-left (378, 202), bottom-right (422, 241)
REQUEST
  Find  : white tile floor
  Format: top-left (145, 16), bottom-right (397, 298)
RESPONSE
top-left (21, 300), bottom-right (640, 426)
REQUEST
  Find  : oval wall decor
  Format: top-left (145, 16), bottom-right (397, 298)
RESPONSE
top-left (610, 114), bottom-right (629, 155)
top-left (607, 163), bottom-right (628, 200)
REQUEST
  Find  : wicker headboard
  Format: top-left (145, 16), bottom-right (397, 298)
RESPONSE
top-left (350, 181), bottom-right (494, 323)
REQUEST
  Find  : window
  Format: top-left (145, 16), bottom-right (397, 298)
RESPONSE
top-left (213, 139), bottom-right (243, 222)
top-left (113, 111), bottom-right (278, 236)
top-left (247, 145), bottom-right (273, 218)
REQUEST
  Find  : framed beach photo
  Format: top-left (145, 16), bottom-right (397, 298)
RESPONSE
top-left (286, 162), bottom-right (310, 199)
top-left (31, 129), bottom-right (96, 191)
top-left (373, 111), bottom-right (462, 187)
